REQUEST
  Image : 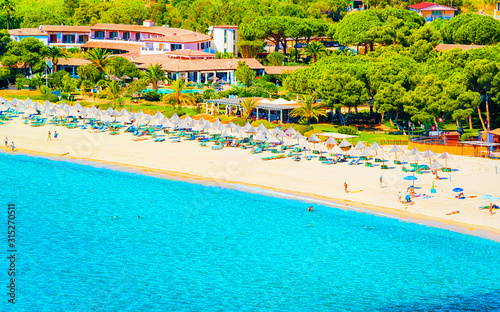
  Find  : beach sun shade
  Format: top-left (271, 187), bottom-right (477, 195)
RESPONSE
top-left (370, 142), bottom-right (382, 151)
top-left (136, 110), bottom-right (146, 118)
top-left (246, 126), bottom-right (257, 133)
top-left (325, 136), bottom-right (338, 146)
top-left (408, 147), bottom-right (423, 156)
top-left (243, 121), bottom-right (252, 131)
top-left (260, 127), bottom-right (272, 136)
top-left (254, 133), bottom-right (266, 142)
top-left (354, 141), bottom-right (366, 150)
top-left (221, 129), bottom-right (229, 137)
top-left (453, 188), bottom-right (464, 192)
top-left (411, 154), bottom-right (425, 163)
top-left (106, 107), bottom-right (113, 114)
top-left (133, 117), bottom-right (146, 126)
top-left (403, 175), bottom-right (417, 186)
top-left (339, 138), bottom-right (352, 148)
top-left (267, 135), bottom-right (280, 144)
top-left (286, 126), bottom-right (297, 136)
top-left (429, 160), bottom-right (443, 170)
top-left (153, 111), bottom-right (165, 120)
top-left (422, 149), bottom-right (437, 158)
top-left (330, 144), bottom-right (344, 154)
top-left (143, 114), bottom-right (153, 122)
top-left (346, 147), bottom-right (359, 157)
top-left (293, 132), bottom-right (304, 142)
top-left (25, 107), bottom-right (38, 116)
top-left (376, 151), bottom-right (391, 161)
top-left (389, 145), bottom-right (402, 153)
top-left (109, 109), bottom-right (121, 117)
top-left (360, 149), bottom-right (372, 157)
top-left (257, 124), bottom-right (268, 132)
top-left (307, 134), bottom-right (322, 143)
top-left (226, 121), bottom-right (236, 130)
top-left (192, 123), bottom-right (203, 132)
top-left (438, 151), bottom-right (454, 168)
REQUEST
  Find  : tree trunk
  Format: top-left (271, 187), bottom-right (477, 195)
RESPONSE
top-left (370, 42), bottom-right (374, 51)
top-left (295, 39), bottom-right (299, 63)
top-left (485, 99), bottom-right (490, 131)
top-left (364, 42), bottom-right (368, 55)
top-left (282, 38), bottom-right (287, 56)
top-left (380, 112), bottom-right (384, 123)
top-left (469, 115), bottom-right (473, 130)
top-left (433, 115), bottom-right (439, 129)
top-left (478, 107), bottom-right (487, 132)
top-left (6, 12), bottom-right (9, 30)
top-left (456, 118), bottom-right (459, 128)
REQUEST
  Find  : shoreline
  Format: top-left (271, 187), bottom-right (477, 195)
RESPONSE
top-left (6, 146), bottom-right (500, 242)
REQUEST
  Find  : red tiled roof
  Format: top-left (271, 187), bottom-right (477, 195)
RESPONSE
top-left (57, 58), bottom-right (91, 66)
top-left (408, 2), bottom-right (457, 10)
top-left (90, 24), bottom-right (195, 37)
top-left (434, 44), bottom-right (485, 52)
top-left (8, 28), bottom-right (47, 36)
top-left (164, 49), bottom-right (215, 57)
top-left (41, 25), bottom-right (91, 33)
top-left (212, 25), bottom-right (239, 29)
top-left (264, 66), bottom-right (305, 75)
top-left (143, 33), bottom-right (211, 43)
top-left (126, 55), bottom-right (264, 72)
top-left (81, 41), bottom-right (142, 53)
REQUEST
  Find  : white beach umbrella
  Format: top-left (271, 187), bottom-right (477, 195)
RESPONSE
top-left (203, 122), bottom-right (213, 131)
top-left (422, 149), bottom-right (438, 165)
top-left (11, 98), bottom-right (20, 105)
top-left (129, 113), bottom-right (137, 121)
top-left (286, 126), bottom-right (297, 136)
top-left (308, 134), bottom-right (322, 143)
top-left (31, 102), bottom-right (41, 111)
top-left (411, 154), bottom-right (425, 163)
top-left (153, 111), bottom-right (165, 120)
top-left (55, 109), bottom-right (69, 117)
top-left (346, 147), bottom-right (359, 157)
top-left (397, 153), bottom-right (410, 163)
top-left (243, 121), bottom-right (252, 131)
top-left (254, 133), bottom-right (266, 142)
top-left (430, 160), bottom-right (444, 170)
top-left (176, 119), bottom-right (189, 129)
top-left (260, 127), bottom-right (272, 136)
top-left (226, 121), bottom-right (237, 131)
top-left (136, 109), bottom-right (146, 118)
top-left (360, 148), bottom-right (372, 157)
top-left (105, 107), bottom-right (113, 115)
top-left (74, 102), bottom-right (83, 110)
top-left (101, 114), bottom-right (114, 122)
top-left (236, 130), bottom-right (247, 139)
top-left (192, 123), bottom-right (203, 132)
top-left (143, 114), bottom-right (153, 122)
top-left (16, 103), bottom-right (28, 112)
top-left (369, 142), bottom-right (382, 152)
top-left (133, 117), bottom-right (146, 126)
top-left (267, 135), bottom-right (280, 144)
top-left (246, 126), bottom-right (257, 134)
top-left (256, 123), bottom-right (268, 132)
top-left (118, 114), bottom-right (131, 123)
top-left (354, 141), bottom-right (366, 150)
top-left (25, 98), bottom-right (34, 106)
top-left (299, 141), bottom-right (311, 150)
top-left (149, 118), bottom-right (162, 126)
top-left (339, 138), bottom-right (352, 148)
top-left (330, 144), bottom-right (344, 155)
top-left (184, 116), bottom-right (193, 124)
top-left (0, 103), bottom-right (8, 111)
top-left (198, 117), bottom-right (206, 124)
top-left (375, 151), bottom-right (391, 163)
top-left (25, 106), bottom-right (38, 115)
top-left (325, 136), bottom-right (338, 146)
top-left (109, 109), bottom-right (121, 117)
top-left (80, 107), bottom-right (88, 116)
top-left (221, 129), bottom-right (230, 137)
top-left (120, 108), bottom-right (128, 116)
top-left (293, 132), bottom-right (304, 143)
top-left (276, 130), bottom-right (287, 141)
top-left (270, 127), bottom-right (281, 136)
top-left (408, 147), bottom-right (423, 156)
top-left (389, 145), bottom-right (403, 158)
top-left (85, 111), bottom-right (97, 119)
top-left (438, 151), bottom-right (454, 168)
top-left (40, 106), bottom-right (53, 116)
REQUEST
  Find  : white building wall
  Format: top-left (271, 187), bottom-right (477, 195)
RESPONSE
top-left (210, 27), bottom-right (237, 55)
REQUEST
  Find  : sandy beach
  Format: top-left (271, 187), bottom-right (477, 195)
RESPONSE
top-left (2, 118), bottom-right (499, 236)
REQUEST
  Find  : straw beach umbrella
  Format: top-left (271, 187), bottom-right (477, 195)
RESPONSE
top-left (408, 147), bottom-right (423, 156)
top-left (429, 160), bottom-right (443, 170)
top-left (389, 145), bottom-right (402, 158)
top-left (293, 132), bottom-right (304, 143)
top-left (438, 152), bottom-right (454, 169)
top-left (346, 147), bottom-right (359, 157)
top-left (422, 149), bottom-right (438, 165)
top-left (286, 126), bottom-right (297, 136)
top-left (339, 138), bottom-right (352, 148)
top-left (325, 136), bottom-right (338, 147)
top-left (330, 144), bottom-right (344, 155)
top-left (354, 141), bottom-right (366, 150)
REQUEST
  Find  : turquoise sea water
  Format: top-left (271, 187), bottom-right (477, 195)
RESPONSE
top-left (1, 153), bottom-right (499, 311)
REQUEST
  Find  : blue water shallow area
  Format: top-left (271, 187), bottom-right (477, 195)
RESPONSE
top-left (1, 153), bottom-right (499, 311)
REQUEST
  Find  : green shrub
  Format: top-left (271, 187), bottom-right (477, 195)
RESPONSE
top-left (143, 91), bottom-right (161, 101)
top-left (230, 118), bottom-right (247, 126)
top-left (15, 77), bottom-right (31, 90)
top-left (337, 125), bottom-right (358, 135)
top-left (461, 132), bottom-right (477, 141)
top-left (45, 94), bottom-right (60, 103)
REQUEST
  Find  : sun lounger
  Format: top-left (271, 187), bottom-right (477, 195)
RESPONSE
top-left (211, 144), bottom-right (224, 150)
top-left (171, 138), bottom-right (181, 143)
top-left (153, 137), bottom-right (165, 142)
top-left (306, 155), bottom-right (313, 161)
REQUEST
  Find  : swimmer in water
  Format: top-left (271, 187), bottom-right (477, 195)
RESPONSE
top-left (308, 206), bottom-right (313, 212)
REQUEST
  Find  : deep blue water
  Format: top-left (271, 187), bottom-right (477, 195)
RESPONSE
top-left (1, 153), bottom-right (499, 312)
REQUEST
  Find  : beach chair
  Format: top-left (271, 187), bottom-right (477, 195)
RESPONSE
top-left (153, 137), bottom-right (165, 142)
top-left (306, 155), bottom-right (313, 161)
top-left (211, 144), bottom-right (224, 150)
top-left (200, 141), bottom-right (207, 147)
top-left (171, 138), bottom-right (181, 143)
top-left (348, 159), bottom-right (357, 165)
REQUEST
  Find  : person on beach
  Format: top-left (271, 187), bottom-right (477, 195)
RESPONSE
top-left (48, 131), bottom-right (51, 141)
top-left (4, 137), bottom-right (7, 147)
top-left (54, 131), bottom-right (58, 140)
top-left (446, 210), bottom-right (460, 215)
top-left (344, 182), bottom-right (348, 193)
top-left (398, 192), bottom-right (402, 203)
top-left (490, 203), bottom-right (495, 215)
top-left (11, 141), bottom-right (14, 152)
top-left (380, 175), bottom-right (383, 188)
top-left (308, 206), bottom-right (313, 212)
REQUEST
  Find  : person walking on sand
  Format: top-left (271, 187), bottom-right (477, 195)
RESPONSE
top-left (490, 203), bottom-right (495, 215)
top-left (4, 137), bottom-right (7, 147)
top-left (54, 131), bottom-right (58, 140)
top-left (11, 141), bottom-right (14, 152)
top-left (380, 175), bottom-right (383, 188)
top-left (344, 182), bottom-right (348, 193)
top-left (48, 131), bottom-right (51, 141)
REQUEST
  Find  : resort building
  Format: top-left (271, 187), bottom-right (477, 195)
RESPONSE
top-left (407, 2), bottom-right (457, 21)
top-left (7, 21), bottom-right (237, 56)
top-left (208, 25), bottom-right (238, 55)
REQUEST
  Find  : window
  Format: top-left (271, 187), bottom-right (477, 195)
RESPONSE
top-left (233, 29), bottom-right (236, 42)
top-left (171, 44), bottom-right (181, 51)
top-left (123, 32), bottom-right (130, 41)
top-left (110, 32), bottom-right (118, 39)
top-left (224, 29), bottom-right (227, 44)
top-left (135, 33), bottom-right (140, 41)
top-left (432, 10), bottom-right (442, 16)
top-left (95, 31), bottom-right (105, 39)
top-left (201, 42), bottom-right (205, 49)
top-left (49, 34), bottom-right (57, 43)
top-left (78, 35), bottom-right (88, 43)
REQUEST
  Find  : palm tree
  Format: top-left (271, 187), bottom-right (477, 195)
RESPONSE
top-left (144, 64), bottom-right (166, 92)
top-left (46, 46), bottom-right (67, 73)
top-left (240, 98), bottom-right (259, 119)
top-left (84, 48), bottom-right (111, 72)
top-left (163, 79), bottom-right (196, 109)
top-left (106, 80), bottom-right (123, 108)
top-left (1, 0), bottom-right (15, 30)
top-left (289, 94), bottom-right (327, 125)
top-left (303, 42), bottom-right (327, 63)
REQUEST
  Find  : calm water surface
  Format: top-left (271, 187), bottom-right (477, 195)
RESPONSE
top-left (1, 153), bottom-right (499, 311)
